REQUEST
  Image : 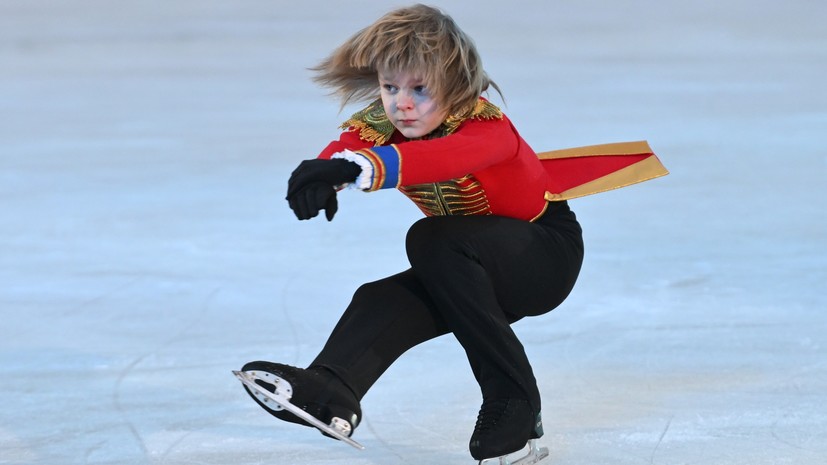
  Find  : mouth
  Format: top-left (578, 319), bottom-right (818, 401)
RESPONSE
top-left (397, 119), bottom-right (417, 126)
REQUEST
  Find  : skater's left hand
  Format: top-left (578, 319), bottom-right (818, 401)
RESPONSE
top-left (287, 181), bottom-right (339, 221)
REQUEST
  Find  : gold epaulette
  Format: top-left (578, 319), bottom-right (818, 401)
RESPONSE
top-left (339, 99), bottom-right (396, 145)
top-left (441, 99), bottom-right (503, 135)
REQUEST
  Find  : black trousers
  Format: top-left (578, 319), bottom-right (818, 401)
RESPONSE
top-left (311, 201), bottom-right (584, 412)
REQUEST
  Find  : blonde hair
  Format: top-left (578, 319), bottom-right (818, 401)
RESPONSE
top-left (312, 4), bottom-right (501, 117)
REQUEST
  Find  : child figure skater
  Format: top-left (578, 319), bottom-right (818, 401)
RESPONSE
top-left (241, 4), bottom-right (585, 462)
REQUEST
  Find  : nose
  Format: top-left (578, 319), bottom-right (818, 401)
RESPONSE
top-left (396, 92), bottom-right (414, 111)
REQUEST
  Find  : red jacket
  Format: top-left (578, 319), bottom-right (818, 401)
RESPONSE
top-left (317, 99), bottom-right (551, 222)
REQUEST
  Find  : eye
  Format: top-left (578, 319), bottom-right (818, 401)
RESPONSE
top-left (382, 84), bottom-right (398, 93)
top-left (413, 85), bottom-right (428, 96)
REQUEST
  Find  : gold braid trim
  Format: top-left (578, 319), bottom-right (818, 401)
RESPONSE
top-left (340, 98), bottom-right (503, 144)
top-left (339, 99), bottom-right (396, 145)
top-left (439, 99), bottom-right (503, 137)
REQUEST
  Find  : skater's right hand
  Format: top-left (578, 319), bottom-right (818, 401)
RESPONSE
top-left (286, 158), bottom-right (361, 198)
top-left (287, 181), bottom-right (339, 221)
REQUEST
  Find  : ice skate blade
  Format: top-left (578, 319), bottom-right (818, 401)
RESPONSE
top-left (242, 368), bottom-right (293, 411)
top-left (478, 439), bottom-right (549, 465)
top-left (232, 370), bottom-right (365, 450)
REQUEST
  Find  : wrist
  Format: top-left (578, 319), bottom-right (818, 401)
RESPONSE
top-left (331, 150), bottom-right (372, 190)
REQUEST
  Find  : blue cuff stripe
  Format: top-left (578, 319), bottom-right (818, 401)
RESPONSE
top-left (371, 145), bottom-right (401, 189)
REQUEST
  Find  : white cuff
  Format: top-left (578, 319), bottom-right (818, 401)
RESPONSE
top-left (331, 149), bottom-right (373, 190)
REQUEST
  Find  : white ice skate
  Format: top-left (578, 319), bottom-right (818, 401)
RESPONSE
top-left (478, 439), bottom-right (549, 465)
top-left (232, 370), bottom-right (365, 450)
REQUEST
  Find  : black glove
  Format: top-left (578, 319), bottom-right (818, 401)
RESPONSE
top-left (286, 158), bottom-right (361, 199)
top-left (287, 181), bottom-right (339, 221)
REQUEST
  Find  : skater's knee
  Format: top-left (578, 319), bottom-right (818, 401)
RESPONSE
top-left (406, 217), bottom-right (440, 246)
top-left (406, 217), bottom-right (475, 270)
top-left (407, 217), bottom-right (456, 258)
top-left (350, 280), bottom-right (392, 307)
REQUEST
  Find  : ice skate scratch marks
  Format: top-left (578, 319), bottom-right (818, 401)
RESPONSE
top-left (61, 276), bottom-right (143, 317)
top-left (159, 430), bottom-right (194, 463)
top-left (361, 415), bottom-right (407, 462)
top-left (281, 274), bottom-right (301, 363)
top-left (83, 440), bottom-right (106, 465)
top-left (649, 414), bottom-right (673, 465)
top-left (5, 277), bottom-right (142, 346)
top-left (769, 360), bottom-right (825, 452)
top-left (113, 355), bottom-right (151, 459)
top-left (111, 287), bottom-right (221, 462)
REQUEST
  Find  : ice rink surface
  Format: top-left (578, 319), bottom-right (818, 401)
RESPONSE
top-left (1, 1), bottom-right (825, 464)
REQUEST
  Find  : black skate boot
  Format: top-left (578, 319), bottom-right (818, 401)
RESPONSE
top-left (240, 361), bottom-right (361, 439)
top-left (468, 398), bottom-right (543, 461)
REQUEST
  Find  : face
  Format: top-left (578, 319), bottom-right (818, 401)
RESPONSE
top-left (378, 69), bottom-right (448, 139)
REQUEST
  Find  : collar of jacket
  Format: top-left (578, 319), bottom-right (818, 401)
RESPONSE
top-left (339, 98), bottom-right (503, 145)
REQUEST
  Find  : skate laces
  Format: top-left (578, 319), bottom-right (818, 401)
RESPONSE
top-left (474, 398), bottom-right (513, 433)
